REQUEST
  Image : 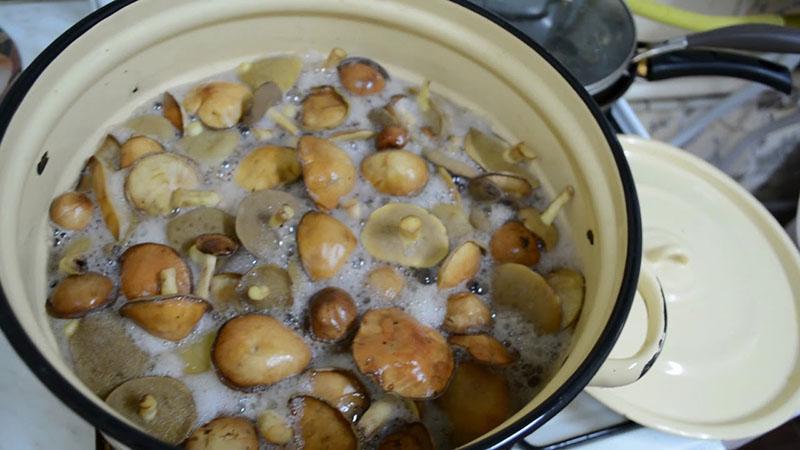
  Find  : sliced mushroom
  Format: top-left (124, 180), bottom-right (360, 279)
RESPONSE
top-left (210, 273), bottom-right (243, 305)
top-left (162, 92), bottom-right (183, 135)
top-left (120, 136), bottom-right (164, 168)
top-left (361, 150), bottom-right (429, 197)
top-left (179, 331), bottom-right (217, 374)
top-left (464, 128), bottom-right (538, 186)
top-left (366, 266), bottom-right (405, 300)
top-left (376, 125), bottom-right (409, 150)
top-left (436, 166), bottom-right (462, 203)
top-left (378, 422), bottom-right (435, 450)
top-left (297, 136), bottom-right (356, 210)
top-left (120, 295), bottom-right (210, 341)
top-left (120, 243), bottom-right (192, 300)
top-left (183, 81), bottom-right (253, 129)
top-left (436, 362), bottom-right (511, 445)
top-left (492, 263), bottom-right (561, 335)
top-left (88, 156), bottom-right (129, 240)
top-left (421, 147), bottom-right (479, 178)
top-left (519, 186), bottom-right (574, 251)
top-left (308, 287), bottom-right (357, 342)
top-left (444, 292), bottom-right (492, 334)
top-left (212, 314), bottom-right (311, 388)
top-left (69, 310), bottom-right (150, 396)
top-left (361, 203), bottom-right (449, 268)
top-left (237, 55), bottom-right (303, 91)
top-left (449, 334), bottom-right (517, 366)
top-left (438, 241), bottom-right (482, 290)
top-left (57, 236), bottom-right (91, 275)
top-left (233, 145), bottom-right (301, 191)
top-left (297, 212), bottom-right (356, 281)
top-left (257, 410), bottom-right (293, 445)
top-left (243, 81), bottom-right (282, 125)
top-left (106, 376), bottom-right (196, 445)
top-left (353, 308), bottom-right (454, 399)
top-left (237, 264), bottom-right (292, 308)
top-left (468, 173), bottom-right (533, 201)
top-left (185, 417), bottom-right (259, 450)
top-left (47, 273), bottom-right (114, 318)
top-left (547, 268), bottom-right (585, 329)
top-left (431, 203), bottom-right (473, 241)
top-left (125, 153), bottom-right (200, 216)
top-left (330, 129), bottom-right (376, 142)
top-left (88, 134), bottom-right (121, 174)
top-left (301, 86), bottom-right (349, 131)
top-left (337, 57), bottom-right (389, 96)
top-left (49, 192), bottom-right (93, 231)
top-left (167, 207), bottom-right (236, 253)
top-left (290, 396), bottom-right (358, 450)
top-left (309, 369), bottom-right (370, 422)
top-left (124, 115), bottom-right (177, 141)
top-left (235, 190), bottom-right (303, 258)
top-left (490, 221), bottom-right (541, 266)
top-left (178, 128), bottom-right (240, 167)
top-left (189, 234), bottom-right (238, 299)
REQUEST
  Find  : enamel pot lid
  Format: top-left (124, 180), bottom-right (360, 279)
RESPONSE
top-left (587, 136), bottom-right (800, 440)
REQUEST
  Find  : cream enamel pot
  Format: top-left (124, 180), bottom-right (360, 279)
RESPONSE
top-left (0, 0), bottom-right (653, 448)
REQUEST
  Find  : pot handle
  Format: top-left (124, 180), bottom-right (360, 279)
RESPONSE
top-left (588, 263), bottom-right (666, 388)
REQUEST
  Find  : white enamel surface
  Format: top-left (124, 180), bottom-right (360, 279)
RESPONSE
top-left (588, 136), bottom-right (800, 440)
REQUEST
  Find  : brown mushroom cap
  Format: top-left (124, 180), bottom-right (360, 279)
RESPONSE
top-left (49, 192), bottom-right (94, 231)
top-left (179, 128), bottom-right (240, 167)
top-left (309, 369), bottom-right (370, 422)
top-left (238, 55), bottom-right (302, 91)
top-left (492, 263), bottom-right (561, 335)
top-left (212, 314), bottom-right (311, 389)
top-left (185, 416), bottom-right (259, 450)
top-left (437, 241), bottom-right (482, 290)
top-left (162, 92), bottom-right (183, 134)
top-left (547, 268), bottom-right (585, 329)
top-left (366, 266), bottom-right (406, 300)
top-left (120, 136), bottom-right (164, 169)
top-left (449, 334), bottom-right (517, 366)
top-left (125, 152), bottom-right (200, 216)
top-left (120, 295), bottom-right (210, 341)
top-left (120, 243), bottom-right (192, 300)
top-left (194, 233), bottom-right (238, 256)
top-left (297, 212), bottom-right (357, 281)
top-left (167, 207), bottom-right (236, 253)
top-left (464, 128), bottom-right (538, 186)
top-left (183, 81), bottom-right (253, 129)
top-left (301, 86), bottom-right (349, 131)
top-left (377, 422), bottom-right (435, 450)
top-left (297, 136), bottom-right (356, 210)
top-left (361, 203), bottom-right (449, 268)
top-left (47, 272), bottom-right (114, 318)
top-left (352, 307), bottom-right (454, 399)
top-left (308, 287), bottom-right (357, 342)
top-left (125, 115), bottom-right (177, 142)
top-left (88, 156), bottom-right (129, 240)
top-left (233, 145), bottom-right (301, 191)
top-left (337, 57), bottom-right (389, 96)
top-left (361, 150), bottom-right (429, 197)
top-left (490, 221), bottom-right (541, 266)
top-left (290, 396), bottom-right (358, 450)
top-left (443, 292), bottom-right (492, 334)
top-left (210, 273), bottom-right (243, 305)
top-left (376, 126), bottom-right (409, 150)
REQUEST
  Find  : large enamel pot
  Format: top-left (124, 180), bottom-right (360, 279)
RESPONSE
top-left (0, 0), bottom-right (651, 448)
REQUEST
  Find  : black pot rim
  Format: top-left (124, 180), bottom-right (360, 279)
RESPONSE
top-left (0, 1), bottom-right (641, 449)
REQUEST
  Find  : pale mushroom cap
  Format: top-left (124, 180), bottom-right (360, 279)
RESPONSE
top-left (297, 212), bottom-right (357, 281)
top-left (361, 150), bottom-right (429, 197)
top-left (125, 153), bottom-right (200, 216)
top-left (120, 136), bottom-right (164, 169)
top-left (183, 81), bottom-right (253, 129)
top-left (361, 203), bottom-right (449, 268)
top-left (443, 292), bottom-right (492, 334)
top-left (291, 396), bottom-right (358, 450)
top-left (235, 190), bottom-right (305, 259)
top-left (437, 241), bottom-right (483, 289)
top-left (309, 369), bottom-right (370, 422)
top-left (234, 146), bottom-right (301, 191)
top-left (492, 263), bottom-right (562, 335)
top-left (238, 55), bottom-right (302, 91)
top-left (185, 417), bottom-right (259, 450)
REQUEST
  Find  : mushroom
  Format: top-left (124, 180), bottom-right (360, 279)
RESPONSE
top-left (162, 92), bottom-right (183, 135)
top-left (301, 86), bottom-right (349, 130)
top-left (352, 307), bottom-right (454, 399)
top-left (125, 153), bottom-right (200, 216)
top-left (257, 410), bottom-right (293, 445)
top-left (69, 311), bottom-right (150, 396)
top-left (85, 134), bottom-right (121, 175)
top-left (120, 243), bottom-right (192, 299)
top-left (297, 212), bottom-right (356, 281)
top-left (436, 362), bottom-right (511, 446)
top-left (330, 129), bottom-right (376, 142)
top-left (183, 81), bottom-right (253, 129)
top-left (243, 81), bottom-right (282, 125)
top-left (120, 294), bottom-right (211, 341)
top-left (546, 268), bottom-right (585, 329)
top-left (337, 57), bottom-right (389, 96)
top-left (490, 221), bottom-right (541, 266)
top-left (468, 173), bottom-right (534, 202)
top-left (212, 314), bottom-right (311, 388)
top-left (325, 47), bottom-right (347, 70)
top-left (308, 287), bottom-right (357, 342)
top-left (492, 263), bottom-right (561, 335)
top-left (376, 125), bottom-right (409, 150)
top-left (167, 207), bottom-right (236, 253)
top-left (421, 147), bottom-right (479, 178)
top-left (290, 396), bottom-right (358, 450)
top-left (178, 331), bottom-right (217, 374)
top-left (125, 115), bottom-right (178, 141)
top-left (361, 150), bottom-right (429, 196)
top-left (233, 145), bottom-right (301, 191)
top-left (47, 273), bottom-right (114, 318)
top-left (235, 190), bottom-right (304, 258)
top-left (388, 94), bottom-right (445, 138)
top-left (356, 395), bottom-right (420, 437)
top-left (88, 156), bottom-right (130, 240)
top-left (431, 203), bottom-right (473, 241)
top-left (297, 136), bottom-right (356, 210)
top-left (237, 55), bottom-right (302, 91)
top-left (443, 292), bottom-right (492, 334)
top-left (267, 107), bottom-right (300, 135)
top-left (518, 186), bottom-right (574, 251)
top-left (468, 205), bottom-right (491, 232)
top-left (120, 136), bottom-right (164, 168)
top-left (170, 189), bottom-right (221, 209)
top-left (178, 128), bottom-right (240, 167)
top-left (464, 128), bottom-right (538, 186)
top-left (49, 192), bottom-right (94, 230)
top-left (361, 203), bottom-right (449, 268)
top-left (436, 166), bottom-right (462, 203)
top-left (189, 234), bottom-right (238, 299)
top-left (366, 266), bottom-right (405, 300)
top-left (57, 236), bottom-right (91, 275)
top-left (437, 241), bottom-right (482, 290)
top-left (209, 273), bottom-right (243, 305)
top-left (378, 422), bottom-right (435, 450)
top-left (309, 368), bottom-right (370, 422)
top-left (105, 376), bottom-right (197, 445)
top-left (185, 417), bottom-right (259, 450)
top-left (449, 334), bottom-right (517, 366)
top-left (236, 264), bottom-right (292, 308)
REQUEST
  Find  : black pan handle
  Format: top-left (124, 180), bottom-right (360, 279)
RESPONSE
top-left (641, 49), bottom-right (792, 94)
top-left (686, 24), bottom-right (800, 54)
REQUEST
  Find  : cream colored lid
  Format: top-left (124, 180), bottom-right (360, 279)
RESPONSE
top-left (587, 136), bottom-right (800, 440)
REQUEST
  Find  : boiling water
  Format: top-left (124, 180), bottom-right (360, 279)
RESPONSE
top-left (47, 51), bottom-right (579, 449)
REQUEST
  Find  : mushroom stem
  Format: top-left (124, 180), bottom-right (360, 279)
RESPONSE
top-left (160, 268), bottom-right (178, 295)
top-left (248, 285), bottom-right (271, 301)
top-left (64, 320), bottom-right (80, 337)
top-left (189, 245), bottom-right (217, 299)
top-left (138, 394), bottom-right (157, 422)
top-left (268, 204), bottom-right (295, 228)
top-left (417, 79), bottom-right (431, 112)
top-left (185, 121), bottom-right (204, 137)
top-left (504, 142), bottom-right (537, 164)
top-left (170, 189), bottom-right (221, 209)
top-left (267, 108), bottom-right (299, 136)
top-left (342, 199), bottom-right (362, 220)
top-left (325, 47), bottom-right (347, 70)
top-left (399, 215), bottom-right (423, 241)
top-left (540, 186), bottom-right (575, 226)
